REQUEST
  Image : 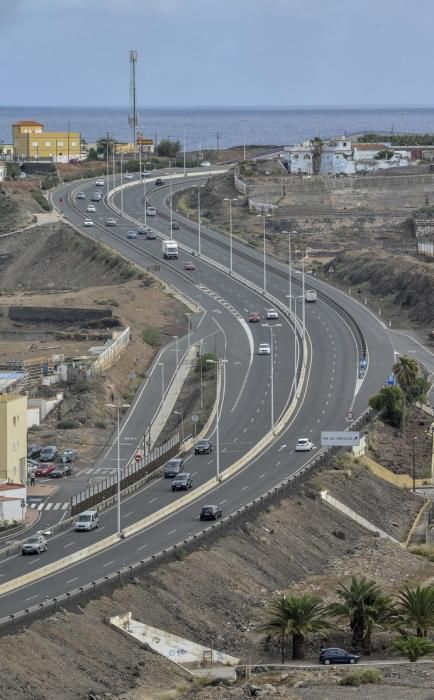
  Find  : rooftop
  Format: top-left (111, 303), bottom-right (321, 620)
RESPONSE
top-left (0, 393), bottom-right (25, 403)
top-left (354, 143), bottom-right (387, 150)
top-left (13, 120), bottom-right (43, 127)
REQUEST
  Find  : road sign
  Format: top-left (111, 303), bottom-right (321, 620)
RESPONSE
top-left (387, 374), bottom-right (395, 386)
top-left (346, 411), bottom-right (353, 422)
top-left (135, 452), bottom-right (142, 462)
top-left (191, 415), bottom-right (199, 423)
top-left (321, 431), bottom-right (360, 447)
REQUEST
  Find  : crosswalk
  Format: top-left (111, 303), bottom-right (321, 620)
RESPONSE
top-left (75, 467), bottom-right (116, 476)
top-left (28, 501), bottom-right (69, 511)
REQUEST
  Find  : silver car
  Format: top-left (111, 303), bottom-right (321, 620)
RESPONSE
top-left (22, 534), bottom-right (47, 555)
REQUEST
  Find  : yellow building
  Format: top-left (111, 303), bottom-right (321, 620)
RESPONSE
top-left (12, 120), bottom-right (81, 163)
top-left (0, 395), bottom-right (27, 484)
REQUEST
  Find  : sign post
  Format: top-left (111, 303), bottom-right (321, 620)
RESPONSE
top-left (321, 431), bottom-right (360, 447)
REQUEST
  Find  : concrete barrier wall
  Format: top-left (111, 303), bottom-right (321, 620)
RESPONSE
top-left (92, 327), bottom-right (130, 373)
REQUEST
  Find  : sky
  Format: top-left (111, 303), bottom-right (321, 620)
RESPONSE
top-left (2, 0), bottom-right (434, 107)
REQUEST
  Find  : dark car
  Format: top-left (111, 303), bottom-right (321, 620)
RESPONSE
top-left (49, 464), bottom-right (72, 478)
top-left (171, 472), bottom-right (193, 491)
top-left (155, 178), bottom-right (163, 186)
top-left (164, 458), bottom-right (184, 478)
top-left (200, 505), bottom-right (222, 521)
top-left (248, 312), bottom-right (261, 323)
top-left (27, 444), bottom-right (41, 459)
top-left (39, 445), bottom-right (58, 462)
top-left (171, 221), bottom-right (180, 230)
top-left (319, 648), bottom-right (360, 665)
top-left (194, 439), bottom-right (212, 455)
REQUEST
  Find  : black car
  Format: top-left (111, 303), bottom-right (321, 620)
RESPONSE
top-left (171, 472), bottom-right (193, 491)
top-left (200, 505), bottom-right (222, 521)
top-left (319, 648), bottom-right (360, 665)
top-left (39, 445), bottom-right (58, 462)
top-left (171, 221), bottom-right (180, 230)
top-left (27, 444), bottom-right (41, 459)
top-left (164, 458), bottom-right (184, 478)
top-left (49, 464), bottom-right (72, 478)
top-left (194, 439), bottom-right (212, 455)
top-left (155, 178), bottom-right (163, 186)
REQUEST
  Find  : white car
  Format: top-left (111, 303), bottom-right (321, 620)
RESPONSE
top-left (83, 219), bottom-right (94, 227)
top-left (295, 438), bottom-right (314, 452)
top-left (105, 218), bottom-right (117, 226)
top-left (95, 179), bottom-right (104, 186)
top-left (77, 192), bottom-right (86, 200)
top-left (266, 309), bottom-right (279, 320)
top-left (258, 343), bottom-right (271, 355)
top-left (86, 204), bottom-right (96, 212)
top-left (200, 161), bottom-right (211, 167)
top-left (124, 174), bottom-right (134, 180)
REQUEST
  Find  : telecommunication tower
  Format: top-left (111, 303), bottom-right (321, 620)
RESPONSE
top-left (128, 50), bottom-right (138, 147)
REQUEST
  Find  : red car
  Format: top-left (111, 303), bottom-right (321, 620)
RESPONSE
top-left (35, 462), bottom-right (56, 477)
top-left (184, 261), bottom-right (196, 271)
top-left (248, 312), bottom-right (261, 323)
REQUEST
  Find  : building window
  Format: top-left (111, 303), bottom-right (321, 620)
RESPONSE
top-left (13, 416), bottom-right (16, 426)
top-left (71, 141), bottom-right (76, 147)
top-left (58, 141), bottom-right (64, 147)
top-left (32, 141), bottom-right (38, 147)
top-left (45, 141), bottom-right (51, 147)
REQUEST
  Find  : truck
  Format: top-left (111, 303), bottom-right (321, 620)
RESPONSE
top-left (162, 240), bottom-right (179, 259)
top-left (305, 289), bottom-right (318, 303)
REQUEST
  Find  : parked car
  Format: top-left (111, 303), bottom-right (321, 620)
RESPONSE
top-left (184, 261), bottom-right (196, 271)
top-left (83, 219), bottom-right (94, 227)
top-left (21, 534), bottom-right (47, 555)
top-left (155, 178), bottom-right (163, 186)
top-left (49, 464), bottom-right (72, 478)
top-left (319, 648), bottom-right (360, 665)
top-left (74, 509), bottom-right (99, 532)
top-left (77, 192), bottom-right (86, 199)
top-left (295, 438), bottom-right (314, 452)
top-left (127, 230), bottom-right (137, 239)
top-left (200, 161), bottom-right (211, 167)
top-left (40, 445), bottom-right (58, 462)
top-left (164, 458), bottom-right (184, 478)
top-left (35, 463), bottom-right (56, 477)
top-left (105, 218), bottom-right (117, 226)
top-left (200, 504), bottom-right (222, 521)
top-left (266, 308), bottom-right (279, 320)
top-left (248, 312), bottom-right (261, 323)
top-left (172, 472), bottom-right (193, 491)
top-left (258, 343), bottom-right (271, 355)
top-left (171, 221), bottom-right (180, 230)
top-left (27, 444), bottom-right (41, 459)
top-left (194, 439), bottom-right (212, 455)
top-left (60, 448), bottom-right (78, 462)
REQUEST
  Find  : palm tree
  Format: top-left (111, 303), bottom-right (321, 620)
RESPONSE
top-left (395, 585), bottom-right (434, 638)
top-left (393, 355), bottom-right (419, 395)
top-left (262, 593), bottom-right (332, 661)
top-left (391, 635), bottom-right (434, 662)
top-left (328, 577), bottom-right (395, 652)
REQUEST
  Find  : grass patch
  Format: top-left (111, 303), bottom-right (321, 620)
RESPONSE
top-left (31, 189), bottom-right (52, 211)
top-left (409, 544), bottom-right (434, 561)
top-left (142, 326), bottom-right (161, 347)
top-left (176, 547), bottom-right (188, 561)
top-left (339, 668), bottom-right (383, 686)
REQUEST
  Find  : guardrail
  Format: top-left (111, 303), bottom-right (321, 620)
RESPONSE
top-left (0, 407), bottom-right (374, 633)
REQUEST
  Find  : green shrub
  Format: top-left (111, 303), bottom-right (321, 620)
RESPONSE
top-left (339, 669), bottom-right (383, 686)
top-left (142, 326), bottom-right (161, 347)
top-left (176, 547), bottom-right (188, 561)
top-left (31, 189), bottom-right (52, 211)
top-left (57, 419), bottom-right (80, 429)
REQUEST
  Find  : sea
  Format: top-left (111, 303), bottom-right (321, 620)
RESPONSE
top-left (1, 106), bottom-right (434, 150)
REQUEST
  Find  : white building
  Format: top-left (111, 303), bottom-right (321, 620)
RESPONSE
top-left (284, 142), bottom-right (314, 175)
top-left (0, 161), bottom-right (6, 181)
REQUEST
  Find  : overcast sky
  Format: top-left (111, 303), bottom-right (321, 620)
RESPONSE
top-left (2, 0), bottom-right (433, 107)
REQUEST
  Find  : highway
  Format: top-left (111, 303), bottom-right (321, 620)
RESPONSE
top-left (0, 170), bottom-right (395, 621)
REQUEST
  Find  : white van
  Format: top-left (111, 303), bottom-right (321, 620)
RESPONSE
top-left (146, 206), bottom-right (156, 216)
top-left (74, 509), bottom-right (99, 531)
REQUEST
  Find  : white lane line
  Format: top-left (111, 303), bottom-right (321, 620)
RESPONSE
top-left (53, 503), bottom-right (61, 510)
top-left (233, 437), bottom-right (238, 442)
top-left (241, 486), bottom-right (248, 491)
top-left (149, 498), bottom-right (157, 503)
top-left (30, 503), bottom-right (37, 509)
top-left (278, 444), bottom-right (286, 452)
top-left (219, 499), bottom-right (226, 505)
top-left (259, 473), bottom-right (266, 478)
top-left (207, 460), bottom-right (213, 464)
top-left (64, 542), bottom-right (75, 548)
top-left (103, 560), bottom-right (115, 567)
top-left (243, 427), bottom-right (247, 432)
top-left (65, 577), bottom-right (78, 585)
top-left (123, 511), bottom-right (133, 518)
top-left (168, 529), bottom-right (176, 535)
top-left (62, 503), bottom-right (69, 510)
top-left (276, 461), bottom-right (281, 466)
top-left (137, 543), bottom-right (148, 551)
top-left (37, 503), bottom-right (44, 511)
top-left (25, 594), bottom-right (39, 601)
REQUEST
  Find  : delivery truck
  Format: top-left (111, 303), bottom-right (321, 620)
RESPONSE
top-left (305, 289), bottom-right (318, 303)
top-left (162, 240), bottom-right (179, 259)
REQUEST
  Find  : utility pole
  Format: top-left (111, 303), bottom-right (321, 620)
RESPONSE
top-left (216, 132), bottom-right (220, 152)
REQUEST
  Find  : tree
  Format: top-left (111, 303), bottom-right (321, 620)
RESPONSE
top-left (393, 356), bottom-right (419, 396)
top-left (96, 135), bottom-right (117, 157)
top-left (391, 635), bottom-right (434, 662)
top-left (328, 577), bottom-right (395, 652)
top-left (262, 594), bottom-right (332, 661)
top-left (87, 148), bottom-right (98, 161)
top-left (369, 385), bottom-right (403, 428)
top-left (395, 585), bottom-right (434, 638)
top-left (157, 139), bottom-right (181, 158)
top-left (405, 376), bottom-right (430, 407)
top-left (312, 137), bottom-right (323, 175)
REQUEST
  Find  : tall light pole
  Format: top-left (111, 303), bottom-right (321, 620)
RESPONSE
top-left (158, 362), bottom-right (165, 423)
top-left (293, 297), bottom-right (299, 398)
top-left (120, 152), bottom-right (124, 214)
top-left (173, 335), bottom-right (179, 393)
top-left (143, 166), bottom-right (147, 227)
top-left (301, 251), bottom-right (306, 348)
top-left (174, 410), bottom-right (184, 444)
top-left (412, 436), bottom-right (417, 492)
top-left (224, 198), bottom-right (237, 274)
top-left (183, 127), bottom-right (186, 176)
top-left (242, 119), bottom-right (248, 161)
top-left (106, 402), bottom-right (130, 536)
top-left (169, 174), bottom-right (173, 239)
top-left (282, 230), bottom-right (297, 315)
top-left (198, 185), bottom-right (203, 257)
top-left (106, 132), bottom-right (110, 199)
top-left (257, 213), bottom-right (271, 294)
top-left (206, 358), bottom-right (227, 482)
top-left (262, 323), bottom-right (281, 431)
top-left (186, 312), bottom-right (191, 349)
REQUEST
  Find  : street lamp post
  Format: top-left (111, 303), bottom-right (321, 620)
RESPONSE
top-left (158, 362), bottom-right (165, 423)
top-left (197, 185), bottom-right (202, 257)
top-left (224, 198), bottom-right (237, 274)
top-left (282, 230), bottom-right (297, 315)
top-left (174, 410), bottom-right (184, 444)
top-left (106, 402), bottom-right (130, 536)
top-left (120, 153), bottom-right (124, 214)
top-left (173, 335), bottom-right (179, 393)
top-left (206, 358), bottom-right (227, 482)
top-left (257, 213), bottom-right (271, 294)
top-left (412, 436), bottom-right (417, 492)
top-left (169, 174), bottom-right (173, 239)
top-left (186, 312), bottom-right (191, 349)
top-left (143, 167), bottom-right (147, 227)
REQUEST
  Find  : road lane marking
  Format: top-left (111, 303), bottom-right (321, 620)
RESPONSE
top-left (103, 561), bottom-right (115, 567)
top-left (137, 544), bottom-right (148, 551)
top-left (241, 486), bottom-right (248, 491)
top-left (259, 473), bottom-right (266, 478)
top-left (65, 578), bottom-right (78, 585)
top-left (123, 511), bottom-right (133, 518)
top-left (149, 498), bottom-right (157, 503)
top-left (64, 542), bottom-right (75, 548)
top-left (25, 594), bottom-right (39, 601)
top-left (167, 529), bottom-right (176, 535)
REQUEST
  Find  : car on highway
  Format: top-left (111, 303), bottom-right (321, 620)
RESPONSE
top-left (171, 221), bottom-right (180, 230)
top-left (21, 534), bottom-right (47, 555)
top-left (35, 462), bottom-right (57, 477)
top-left (155, 178), bottom-right (163, 186)
top-left (164, 458), bottom-right (184, 478)
top-left (200, 161), bottom-right (211, 167)
top-left (171, 472), bottom-right (193, 491)
top-left (91, 192), bottom-right (102, 202)
top-left (95, 179), bottom-right (104, 186)
top-left (86, 204), bottom-right (96, 212)
top-left (266, 308), bottom-right (279, 320)
top-left (142, 170), bottom-right (151, 177)
top-left (295, 438), bottom-right (314, 452)
top-left (105, 218), bottom-right (117, 226)
top-left (124, 174), bottom-right (134, 180)
top-left (74, 509), bottom-right (99, 532)
top-left (60, 448), bottom-right (78, 462)
top-left (184, 261), bottom-right (196, 271)
top-left (248, 312), bottom-right (261, 323)
top-left (137, 226), bottom-right (148, 235)
top-left (49, 463), bottom-right (72, 478)
top-left (77, 192), bottom-right (86, 200)
top-left (194, 438), bottom-right (212, 455)
top-left (146, 230), bottom-right (157, 240)
top-left (258, 343), bottom-right (271, 355)
top-left (319, 648), bottom-right (360, 665)
top-left (83, 219), bottom-right (94, 227)
top-left (146, 206), bottom-right (157, 216)
top-left (199, 504), bottom-right (222, 520)
top-left (28, 444), bottom-right (41, 459)
top-left (127, 230), bottom-right (137, 239)
top-left (40, 445), bottom-right (58, 462)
